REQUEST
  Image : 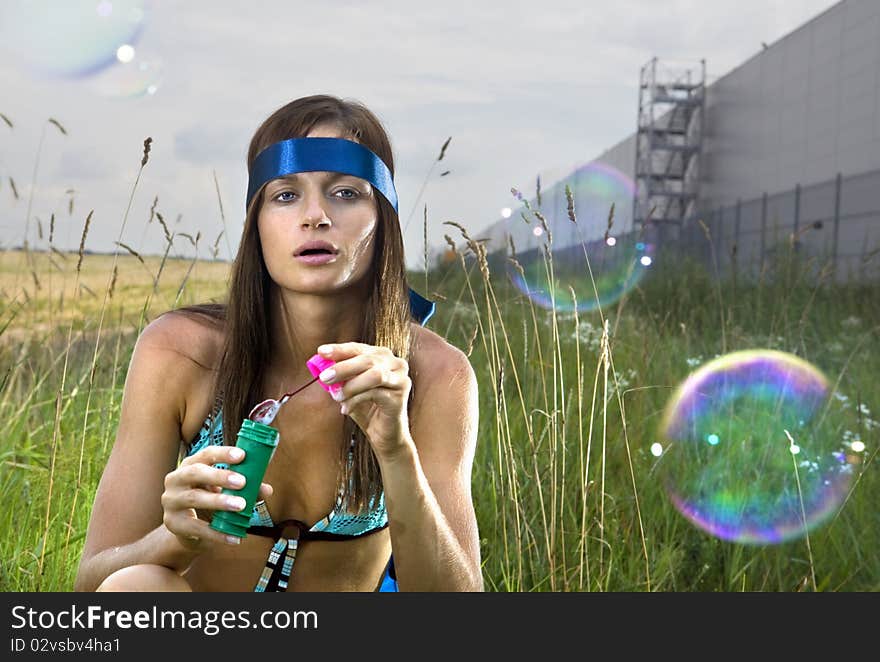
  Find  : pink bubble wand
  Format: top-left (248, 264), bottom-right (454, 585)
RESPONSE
top-left (249, 353), bottom-right (343, 425)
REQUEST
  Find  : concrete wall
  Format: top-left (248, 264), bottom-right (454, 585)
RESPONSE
top-left (685, 167), bottom-right (880, 281)
top-left (477, 0), bottom-right (880, 281)
top-left (700, 0), bottom-right (880, 208)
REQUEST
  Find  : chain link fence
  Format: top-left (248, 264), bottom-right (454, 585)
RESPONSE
top-left (678, 168), bottom-right (880, 283)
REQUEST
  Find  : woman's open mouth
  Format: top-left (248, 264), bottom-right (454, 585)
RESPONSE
top-left (295, 248), bottom-right (338, 265)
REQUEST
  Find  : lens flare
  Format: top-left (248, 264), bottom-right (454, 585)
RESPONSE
top-left (657, 350), bottom-right (858, 545)
top-left (506, 162), bottom-right (653, 313)
top-left (0, 0), bottom-right (147, 78)
top-left (87, 55), bottom-right (164, 98)
top-left (116, 44), bottom-right (136, 63)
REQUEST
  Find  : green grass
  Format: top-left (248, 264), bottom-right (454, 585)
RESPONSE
top-left (0, 247), bottom-right (229, 591)
top-left (1, 232), bottom-right (877, 591)
top-left (425, 237), bottom-right (879, 592)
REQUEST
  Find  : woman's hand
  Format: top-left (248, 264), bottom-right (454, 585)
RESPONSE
top-left (160, 445), bottom-right (273, 549)
top-left (316, 342), bottom-right (414, 461)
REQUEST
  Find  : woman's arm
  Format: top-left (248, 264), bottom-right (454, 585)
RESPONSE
top-left (379, 346), bottom-right (482, 591)
top-left (318, 339), bottom-right (482, 591)
top-left (74, 315), bottom-right (247, 591)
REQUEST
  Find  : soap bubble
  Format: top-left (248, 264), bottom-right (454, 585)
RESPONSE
top-left (87, 55), bottom-right (164, 97)
top-left (508, 230), bottom-right (654, 313)
top-left (657, 350), bottom-right (860, 545)
top-left (0, 0), bottom-right (146, 78)
top-left (506, 162), bottom-right (654, 313)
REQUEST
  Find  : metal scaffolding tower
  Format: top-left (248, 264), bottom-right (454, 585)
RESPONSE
top-left (633, 58), bottom-right (706, 238)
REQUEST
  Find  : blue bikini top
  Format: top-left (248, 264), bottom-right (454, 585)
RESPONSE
top-left (186, 408), bottom-right (388, 536)
top-left (182, 289), bottom-right (434, 591)
top-left (184, 288), bottom-right (435, 536)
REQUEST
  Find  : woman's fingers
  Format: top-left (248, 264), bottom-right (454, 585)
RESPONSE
top-left (321, 352), bottom-right (409, 403)
top-left (169, 515), bottom-right (243, 548)
top-left (339, 386), bottom-right (399, 414)
top-left (318, 347), bottom-right (407, 387)
top-left (162, 490), bottom-right (246, 547)
top-left (180, 444), bottom-right (246, 469)
top-left (163, 445), bottom-right (254, 547)
top-left (165, 460), bottom-right (247, 492)
top-left (162, 483), bottom-right (247, 515)
top-left (334, 369), bottom-right (409, 400)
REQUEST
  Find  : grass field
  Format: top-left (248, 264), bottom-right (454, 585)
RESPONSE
top-left (0, 230), bottom-right (877, 591)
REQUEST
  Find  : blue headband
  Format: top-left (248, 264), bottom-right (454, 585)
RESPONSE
top-left (246, 137), bottom-right (398, 213)
top-left (246, 136), bottom-right (434, 326)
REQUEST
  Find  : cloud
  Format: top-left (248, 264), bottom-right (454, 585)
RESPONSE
top-left (1, 0), bottom-right (841, 268)
top-left (55, 147), bottom-right (119, 182)
top-left (174, 124), bottom-right (251, 166)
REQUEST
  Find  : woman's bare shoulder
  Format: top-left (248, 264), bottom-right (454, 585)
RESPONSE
top-left (409, 323), bottom-right (475, 393)
top-left (136, 309), bottom-right (225, 371)
top-left (410, 322), bottom-right (452, 360)
top-left (129, 310), bottom-right (225, 442)
top-left (407, 324), bottom-right (479, 461)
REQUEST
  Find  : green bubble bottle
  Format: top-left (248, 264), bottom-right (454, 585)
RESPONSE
top-left (210, 354), bottom-right (335, 537)
top-left (209, 418), bottom-right (279, 538)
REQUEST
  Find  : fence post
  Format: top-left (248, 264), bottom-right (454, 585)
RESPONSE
top-left (733, 199), bottom-right (741, 277)
top-left (793, 183), bottom-right (801, 238)
top-left (832, 172), bottom-right (842, 282)
top-left (761, 192), bottom-right (768, 274)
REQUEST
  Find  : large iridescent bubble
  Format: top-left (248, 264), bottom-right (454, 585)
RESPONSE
top-left (0, 0), bottom-right (146, 78)
top-left (506, 161), bottom-right (654, 313)
top-left (87, 54), bottom-right (164, 98)
top-left (656, 350), bottom-right (861, 545)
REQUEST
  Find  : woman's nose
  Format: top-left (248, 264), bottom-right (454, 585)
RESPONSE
top-left (301, 192), bottom-right (331, 227)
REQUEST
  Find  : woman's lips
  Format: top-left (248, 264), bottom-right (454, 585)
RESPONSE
top-left (295, 252), bottom-right (337, 265)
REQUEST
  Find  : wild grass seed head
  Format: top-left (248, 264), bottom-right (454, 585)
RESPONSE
top-left (76, 210), bottom-right (93, 274)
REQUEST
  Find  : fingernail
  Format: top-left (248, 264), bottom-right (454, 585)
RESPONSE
top-left (226, 536), bottom-right (241, 545)
top-left (228, 473), bottom-right (245, 488)
top-left (225, 496), bottom-right (246, 510)
top-left (229, 448), bottom-right (244, 460)
top-left (340, 403), bottom-right (348, 415)
top-left (318, 344), bottom-right (332, 355)
top-left (331, 389), bottom-right (344, 402)
top-left (319, 368), bottom-right (336, 382)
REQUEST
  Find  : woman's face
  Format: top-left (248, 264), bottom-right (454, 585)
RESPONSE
top-left (256, 124), bottom-right (379, 296)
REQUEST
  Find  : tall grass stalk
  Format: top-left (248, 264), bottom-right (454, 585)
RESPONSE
top-left (63, 138), bottom-right (153, 559)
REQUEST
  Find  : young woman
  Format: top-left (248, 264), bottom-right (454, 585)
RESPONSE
top-left (74, 95), bottom-right (482, 592)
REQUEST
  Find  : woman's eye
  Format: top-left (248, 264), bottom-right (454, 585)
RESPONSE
top-left (273, 188), bottom-right (358, 202)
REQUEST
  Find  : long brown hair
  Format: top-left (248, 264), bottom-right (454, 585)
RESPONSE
top-left (177, 95), bottom-right (412, 512)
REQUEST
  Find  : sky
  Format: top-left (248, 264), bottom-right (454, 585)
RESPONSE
top-left (0, 0), bottom-right (841, 270)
